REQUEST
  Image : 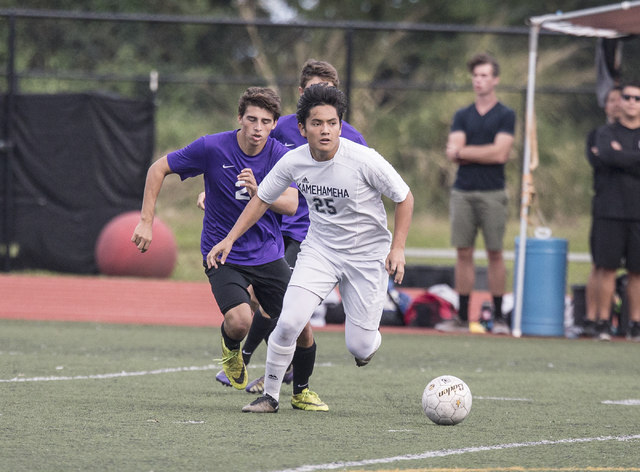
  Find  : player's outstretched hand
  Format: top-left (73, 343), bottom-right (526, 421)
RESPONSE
top-left (131, 221), bottom-right (153, 253)
top-left (196, 192), bottom-right (206, 210)
top-left (207, 239), bottom-right (234, 269)
top-left (385, 248), bottom-right (406, 284)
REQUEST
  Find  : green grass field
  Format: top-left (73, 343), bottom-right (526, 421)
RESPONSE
top-left (2, 319), bottom-right (639, 472)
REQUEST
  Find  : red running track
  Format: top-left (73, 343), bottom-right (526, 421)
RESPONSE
top-left (0, 274), bottom-right (491, 334)
top-left (0, 274), bottom-right (222, 327)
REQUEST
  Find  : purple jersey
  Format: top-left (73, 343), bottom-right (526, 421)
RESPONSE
top-left (167, 130), bottom-right (289, 265)
top-left (270, 114), bottom-right (367, 242)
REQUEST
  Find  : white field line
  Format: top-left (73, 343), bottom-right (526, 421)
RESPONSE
top-left (0, 364), bottom-right (220, 382)
top-left (265, 435), bottom-right (640, 472)
top-left (474, 396), bottom-right (533, 401)
top-left (3, 366), bottom-right (639, 471)
top-left (0, 363), bottom-right (335, 383)
top-left (2, 365), bottom-right (632, 409)
top-left (602, 399), bottom-right (640, 405)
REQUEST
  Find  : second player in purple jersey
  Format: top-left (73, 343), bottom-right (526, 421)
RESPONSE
top-left (168, 130), bottom-right (290, 265)
top-left (231, 61), bottom-right (368, 403)
top-left (270, 113), bottom-right (367, 242)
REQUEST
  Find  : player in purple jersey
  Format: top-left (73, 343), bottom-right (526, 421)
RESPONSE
top-left (131, 87), bottom-right (299, 391)
top-left (209, 61), bottom-right (367, 411)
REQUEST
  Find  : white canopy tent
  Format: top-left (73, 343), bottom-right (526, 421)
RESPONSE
top-left (513, 1), bottom-right (640, 337)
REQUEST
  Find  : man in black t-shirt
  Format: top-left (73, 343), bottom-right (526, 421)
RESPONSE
top-left (593, 81), bottom-right (640, 341)
top-left (436, 53), bottom-right (516, 335)
top-left (583, 87), bottom-right (621, 339)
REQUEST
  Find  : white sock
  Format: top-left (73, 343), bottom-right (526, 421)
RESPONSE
top-left (263, 340), bottom-right (296, 402)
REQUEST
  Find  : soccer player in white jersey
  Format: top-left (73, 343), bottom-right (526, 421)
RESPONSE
top-left (208, 84), bottom-right (414, 413)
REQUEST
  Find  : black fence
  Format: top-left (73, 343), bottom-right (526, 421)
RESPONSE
top-left (0, 8), bottom-right (614, 273)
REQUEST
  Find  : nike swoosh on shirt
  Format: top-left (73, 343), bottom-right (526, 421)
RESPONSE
top-left (284, 143), bottom-right (295, 147)
top-left (222, 164), bottom-right (235, 169)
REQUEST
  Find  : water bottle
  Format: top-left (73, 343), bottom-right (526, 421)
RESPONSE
top-left (480, 301), bottom-right (493, 331)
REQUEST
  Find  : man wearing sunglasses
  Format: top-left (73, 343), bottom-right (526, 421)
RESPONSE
top-left (593, 81), bottom-right (640, 341)
top-left (584, 86), bottom-right (621, 339)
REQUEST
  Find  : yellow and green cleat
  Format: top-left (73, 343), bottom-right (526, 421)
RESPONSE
top-left (220, 337), bottom-right (248, 390)
top-left (291, 388), bottom-right (328, 411)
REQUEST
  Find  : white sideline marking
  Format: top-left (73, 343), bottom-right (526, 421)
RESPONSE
top-left (602, 399), bottom-right (640, 405)
top-left (0, 364), bottom-right (219, 382)
top-left (0, 361), bottom-right (334, 383)
top-left (265, 435), bottom-right (640, 472)
top-left (475, 396), bottom-right (533, 401)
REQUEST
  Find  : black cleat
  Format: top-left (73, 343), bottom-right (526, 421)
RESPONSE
top-left (242, 394), bottom-right (279, 413)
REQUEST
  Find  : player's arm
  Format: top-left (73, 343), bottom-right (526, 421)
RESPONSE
top-left (237, 168), bottom-right (298, 216)
top-left (445, 131), bottom-right (466, 163)
top-left (268, 187), bottom-right (298, 216)
top-left (131, 156), bottom-right (173, 253)
top-left (206, 196), bottom-right (270, 268)
top-left (585, 129), bottom-right (602, 168)
top-left (595, 128), bottom-right (640, 175)
top-left (457, 132), bottom-right (514, 165)
top-left (386, 190), bottom-right (414, 284)
top-left (196, 191), bottom-right (206, 210)
top-left (196, 188), bottom-right (296, 215)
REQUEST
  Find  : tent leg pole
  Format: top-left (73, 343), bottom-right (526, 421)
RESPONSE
top-left (513, 23), bottom-right (540, 338)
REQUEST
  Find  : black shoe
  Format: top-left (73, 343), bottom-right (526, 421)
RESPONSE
top-left (595, 320), bottom-right (611, 341)
top-left (491, 318), bottom-right (511, 335)
top-left (582, 319), bottom-right (597, 338)
top-left (355, 349), bottom-right (377, 367)
top-left (627, 322), bottom-right (640, 342)
top-left (242, 394), bottom-right (279, 413)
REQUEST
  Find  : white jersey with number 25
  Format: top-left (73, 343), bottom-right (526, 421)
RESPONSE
top-left (258, 138), bottom-right (410, 260)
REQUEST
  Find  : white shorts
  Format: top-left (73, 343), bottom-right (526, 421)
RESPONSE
top-left (289, 243), bottom-right (387, 330)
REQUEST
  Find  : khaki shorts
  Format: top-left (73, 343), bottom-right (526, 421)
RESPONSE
top-left (449, 188), bottom-right (508, 251)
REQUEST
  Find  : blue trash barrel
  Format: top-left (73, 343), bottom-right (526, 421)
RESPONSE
top-left (513, 237), bottom-right (568, 336)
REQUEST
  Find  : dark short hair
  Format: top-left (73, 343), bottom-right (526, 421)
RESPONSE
top-left (621, 80), bottom-right (640, 91)
top-left (606, 86), bottom-right (622, 101)
top-left (296, 84), bottom-right (347, 127)
top-left (238, 87), bottom-right (282, 121)
top-left (299, 59), bottom-right (340, 89)
top-left (467, 53), bottom-right (500, 77)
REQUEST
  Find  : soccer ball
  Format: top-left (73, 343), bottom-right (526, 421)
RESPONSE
top-left (422, 375), bottom-right (472, 425)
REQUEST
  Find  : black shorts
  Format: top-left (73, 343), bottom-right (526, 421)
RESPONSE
top-left (204, 258), bottom-right (291, 318)
top-left (591, 217), bottom-right (640, 272)
top-left (283, 236), bottom-right (302, 269)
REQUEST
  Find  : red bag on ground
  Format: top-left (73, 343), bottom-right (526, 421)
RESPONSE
top-left (403, 291), bottom-right (457, 327)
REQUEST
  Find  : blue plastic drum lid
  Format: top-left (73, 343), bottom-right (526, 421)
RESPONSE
top-left (513, 237), bottom-right (568, 336)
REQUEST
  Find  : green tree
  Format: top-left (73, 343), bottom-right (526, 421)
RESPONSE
top-left (0, 0), bottom-right (637, 218)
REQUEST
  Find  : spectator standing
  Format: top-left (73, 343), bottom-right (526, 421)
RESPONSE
top-left (436, 53), bottom-right (516, 335)
top-left (583, 86), bottom-right (621, 338)
top-left (592, 81), bottom-right (640, 341)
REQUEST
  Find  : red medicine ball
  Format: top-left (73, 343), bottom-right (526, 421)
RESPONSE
top-left (95, 211), bottom-right (177, 278)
